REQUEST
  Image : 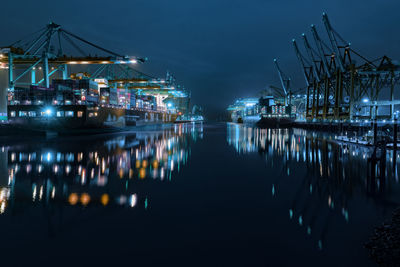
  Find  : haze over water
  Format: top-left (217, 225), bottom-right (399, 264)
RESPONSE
top-left (0, 123), bottom-right (399, 266)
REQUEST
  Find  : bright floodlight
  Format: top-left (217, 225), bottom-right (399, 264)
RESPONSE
top-left (45, 109), bottom-right (52, 115)
top-left (167, 103), bottom-right (173, 108)
top-left (362, 98), bottom-right (369, 103)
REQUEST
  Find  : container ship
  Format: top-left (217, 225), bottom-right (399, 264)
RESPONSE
top-left (0, 22), bottom-right (190, 136)
top-left (2, 75), bottom-right (187, 136)
top-left (256, 95), bottom-right (296, 127)
top-left (227, 96), bottom-right (296, 128)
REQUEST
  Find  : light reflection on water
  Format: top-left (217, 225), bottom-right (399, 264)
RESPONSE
top-left (0, 123), bottom-right (203, 219)
top-left (1, 122), bottom-right (399, 266)
top-left (226, 123), bottom-right (400, 251)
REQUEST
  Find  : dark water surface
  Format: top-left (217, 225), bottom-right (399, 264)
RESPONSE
top-left (0, 123), bottom-right (399, 266)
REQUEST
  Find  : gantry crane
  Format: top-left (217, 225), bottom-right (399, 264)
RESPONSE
top-left (0, 22), bottom-right (148, 118)
top-left (0, 22), bottom-right (190, 117)
top-left (287, 12), bottom-right (400, 122)
top-left (0, 22), bottom-right (145, 90)
top-left (292, 39), bottom-right (318, 119)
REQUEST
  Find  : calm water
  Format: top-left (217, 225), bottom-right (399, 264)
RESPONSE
top-left (0, 123), bottom-right (399, 266)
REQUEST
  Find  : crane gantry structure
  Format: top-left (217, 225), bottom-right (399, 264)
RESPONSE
top-left (0, 22), bottom-right (145, 90)
top-left (287, 12), bottom-right (400, 122)
top-left (0, 22), bottom-right (189, 119)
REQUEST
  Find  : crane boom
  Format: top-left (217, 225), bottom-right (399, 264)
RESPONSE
top-left (310, 25), bottom-right (331, 78)
top-left (302, 33), bottom-right (321, 82)
top-left (273, 58), bottom-right (289, 96)
top-left (322, 12), bottom-right (345, 72)
top-left (293, 39), bottom-right (311, 87)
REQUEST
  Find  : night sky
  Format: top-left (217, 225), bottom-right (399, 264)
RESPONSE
top-left (1, 0), bottom-right (400, 118)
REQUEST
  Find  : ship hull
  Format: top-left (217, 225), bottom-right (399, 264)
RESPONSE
top-left (256, 116), bottom-right (295, 128)
top-left (3, 105), bottom-right (177, 136)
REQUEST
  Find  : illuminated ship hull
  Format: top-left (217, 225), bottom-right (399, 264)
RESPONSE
top-left (3, 105), bottom-right (178, 136)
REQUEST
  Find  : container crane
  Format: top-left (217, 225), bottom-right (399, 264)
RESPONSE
top-left (322, 13), bottom-right (356, 119)
top-left (322, 12), bottom-right (352, 72)
top-left (293, 39), bottom-right (317, 118)
top-left (286, 12), bottom-right (400, 122)
top-left (302, 33), bottom-right (337, 119)
top-left (310, 25), bottom-right (333, 79)
top-left (292, 39), bottom-right (314, 87)
top-left (0, 22), bottom-right (145, 91)
top-left (302, 33), bottom-right (322, 82)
